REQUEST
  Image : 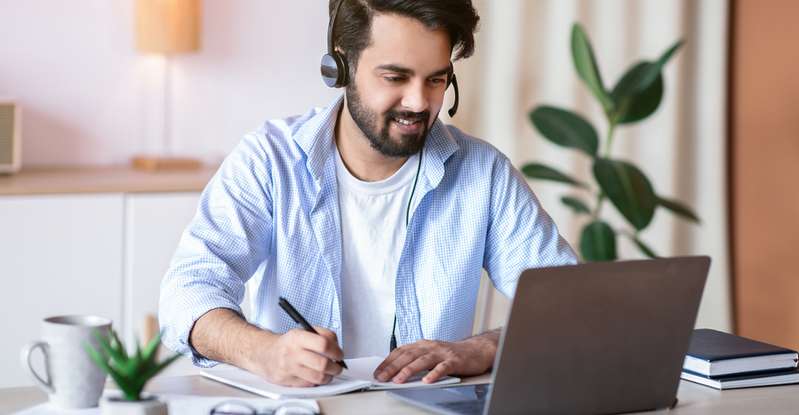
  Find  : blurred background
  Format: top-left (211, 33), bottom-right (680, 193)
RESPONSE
top-left (1, 0), bottom-right (796, 389)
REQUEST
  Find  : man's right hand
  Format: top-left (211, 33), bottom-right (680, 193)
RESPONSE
top-left (189, 308), bottom-right (344, 387)
top-left (245, 326), bottom-right (345, 387)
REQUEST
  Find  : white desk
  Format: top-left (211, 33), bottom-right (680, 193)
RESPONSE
top-left (3, 374), bottom-right (799, 414)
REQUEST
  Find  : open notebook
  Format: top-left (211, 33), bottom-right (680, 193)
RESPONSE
top-left (201, 356), bottom-right (461, 399)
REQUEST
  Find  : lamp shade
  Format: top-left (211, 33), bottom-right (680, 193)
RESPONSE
top-left (135, 0), bottom-right (201, 54)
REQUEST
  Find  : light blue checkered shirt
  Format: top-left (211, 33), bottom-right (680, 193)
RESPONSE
top-left (159, 95), bottom-right (577, 366)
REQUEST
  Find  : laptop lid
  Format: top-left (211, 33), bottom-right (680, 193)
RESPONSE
top-left (484, 256), bottom-right (710, 414)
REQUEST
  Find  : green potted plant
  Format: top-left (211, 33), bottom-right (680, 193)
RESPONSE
top-left (523, 23), bottom-right (700, 261)
top-left (86, 329), bottom-right (181, 415)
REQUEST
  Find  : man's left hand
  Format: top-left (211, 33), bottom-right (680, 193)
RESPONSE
top-left (373, 330), bottom-right (500, 384)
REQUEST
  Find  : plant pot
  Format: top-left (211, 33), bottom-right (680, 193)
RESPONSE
top-left (100, 395), bottom-right (168, 415)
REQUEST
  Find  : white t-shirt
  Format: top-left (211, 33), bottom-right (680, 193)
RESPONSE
top-left (335, 147), bottom-right (421, 358)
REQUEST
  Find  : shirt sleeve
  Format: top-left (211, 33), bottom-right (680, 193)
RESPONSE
top-left (483, 154), bottom-right (578, 298)
top-left (159, 131), bottom-right (273, 367)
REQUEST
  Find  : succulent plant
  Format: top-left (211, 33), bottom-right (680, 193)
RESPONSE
top-left (85, 329), bottom-right (181, 401)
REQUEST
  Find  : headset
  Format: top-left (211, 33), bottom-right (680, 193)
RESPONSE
top-left (320, 0), bottom-right (460, 117)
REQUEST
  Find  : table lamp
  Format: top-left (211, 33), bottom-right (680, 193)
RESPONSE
top-left (132, 0), bottom-right (202, 171)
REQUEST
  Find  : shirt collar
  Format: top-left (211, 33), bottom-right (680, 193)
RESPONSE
top-left (293, 94), bottom-right (460, 187)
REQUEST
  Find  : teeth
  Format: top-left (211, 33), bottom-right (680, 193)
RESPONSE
top-left (394, 117), bottom-right (417, 126)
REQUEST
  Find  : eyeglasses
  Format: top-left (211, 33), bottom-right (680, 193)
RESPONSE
top-left (209, 399), bottom-right (318, 415)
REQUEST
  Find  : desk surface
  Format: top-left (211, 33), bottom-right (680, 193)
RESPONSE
top-left (4, 374), bottom-right (799, 415)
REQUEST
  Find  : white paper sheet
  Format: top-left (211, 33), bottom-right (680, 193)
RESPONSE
top-left (201, 365), bottom-right (372, 399)
top-left (340, 356), bottom-right (461, 390)
top-left (201, 356), bottom-right (461, 399)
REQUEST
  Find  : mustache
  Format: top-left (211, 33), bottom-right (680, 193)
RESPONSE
top-left (386, 109), bottom-right (429, 123)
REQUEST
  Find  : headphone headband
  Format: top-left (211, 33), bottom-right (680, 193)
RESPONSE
top-left (327, 0), bottom-right (344, 56)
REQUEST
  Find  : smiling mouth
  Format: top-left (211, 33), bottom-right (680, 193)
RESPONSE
top-left (391, 118), bottom-right (423, 135)
top-left (392, 116), bottom-right (423, 125)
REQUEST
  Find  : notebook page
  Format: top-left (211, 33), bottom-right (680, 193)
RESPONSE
top-left (342, 356), bottom-right (461, 390)
top-left (201, 365), bottom-right (371, 399)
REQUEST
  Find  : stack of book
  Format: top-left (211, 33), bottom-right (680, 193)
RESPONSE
top-left (681, 329), bottom-right (799, 390)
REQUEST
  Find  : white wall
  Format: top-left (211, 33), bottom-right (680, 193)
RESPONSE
top-left (0, 0), bottom-right (340, 166)
top-left (1, 1), bottom-right (731, 331)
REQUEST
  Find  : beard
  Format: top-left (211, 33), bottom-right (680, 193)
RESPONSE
top-left (345, 81), bottom-right (430, 158)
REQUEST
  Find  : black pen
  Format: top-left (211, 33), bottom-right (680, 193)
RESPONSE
top-left (278, 296), bottom-right (348, 369)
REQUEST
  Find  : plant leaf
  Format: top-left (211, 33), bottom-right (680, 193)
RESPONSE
top-left (610, 62), bottom-right (664, 124)
top-left (142, 332), bottom-right (161, 362)
top-left (135, 336), bottom-right (143, 364)
top-left (571, 23), bottom-right (614, 114)
top-left (561, 196), bottom-right (592, 215)
top-left (142, 352), bottom-right (182, 382)
top-left (653, 40), bottom-right (684, 80)
top-left (94, 330), bottom-right (125, 364)
top-left (612, 40), bottom-right (683, 100)
top-left (658, 196), bottom-right (701, 223)
top-left (521, 163), bottom-right (588, 189)
top-left (117, 337), bottom-right (143, 379)
top-left (105, 331), bottom-right (137, 379)
top-left (86, 343), bottom-right (137, 400)
top-left (85, 343), bottom-right (109, 372)
top-left (580, 221), bottom-right (617, 261)
top-left (86, 328), bottom-right (179, 402)
top-left (609, 39), bottom-right (682, 124)
top-left (141, 332), bottom-right (163, 377)
top-left (529, 106), bottom-right (599, 156)
top-left (629, 234), bottom-right (658, 258)
top-left (110, 330), bottom-right (128, 359)
top-left (593, 158), bottom-right (657, 231)
top-left (111, 370), bottom-right (139, 401)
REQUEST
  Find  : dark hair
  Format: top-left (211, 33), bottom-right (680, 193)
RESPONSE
top-left (329, 0), bottom-right (479, 72)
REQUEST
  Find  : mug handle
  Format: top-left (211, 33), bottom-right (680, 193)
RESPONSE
top-left (21, 341), bottom-right (54, 394)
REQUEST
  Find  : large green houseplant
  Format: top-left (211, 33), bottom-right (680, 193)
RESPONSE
top-left (523, 23), bottom-right (700, 261)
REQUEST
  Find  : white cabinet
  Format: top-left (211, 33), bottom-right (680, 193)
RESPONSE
top-left (0, 194), bottom-right (125, 388)
top-left (123, 193), bottom-right (200, 348)
top-left (0, 191), bottom-right (206, 387)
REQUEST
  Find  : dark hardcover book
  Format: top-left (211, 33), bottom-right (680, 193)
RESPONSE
top-left (681, 367), bottom-right (799, 390)
top-left (683, 329), bottom-right (798, 377)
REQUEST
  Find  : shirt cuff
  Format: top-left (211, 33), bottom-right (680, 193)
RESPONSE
top-left (160, 296), bottom-right (244, 368)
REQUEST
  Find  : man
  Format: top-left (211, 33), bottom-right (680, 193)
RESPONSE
top-left (160, 0), bottom-right (576, 388)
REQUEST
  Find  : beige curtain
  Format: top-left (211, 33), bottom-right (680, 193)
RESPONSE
top-left (455, 0), bottom-right (732, 333)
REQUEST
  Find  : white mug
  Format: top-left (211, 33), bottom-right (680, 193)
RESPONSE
top-left (21, 315), bottom-right (112, 409)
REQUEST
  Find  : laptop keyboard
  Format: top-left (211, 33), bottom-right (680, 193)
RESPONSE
top-left (437, 399), bottom-right (485, 415)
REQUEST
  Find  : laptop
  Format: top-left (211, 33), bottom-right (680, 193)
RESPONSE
top-left (389, 256), bottom-right (710, 415)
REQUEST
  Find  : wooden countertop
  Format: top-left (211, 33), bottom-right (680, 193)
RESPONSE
top-left (0, 165), bottom-right (218, 196)
top-left (5, 373), bottom-right (799, 415)
top-left (0, 371), bottom-right (494, 415)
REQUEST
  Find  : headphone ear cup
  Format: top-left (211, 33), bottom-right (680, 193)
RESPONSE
top-left (320, 52), bottom-right (349, 88)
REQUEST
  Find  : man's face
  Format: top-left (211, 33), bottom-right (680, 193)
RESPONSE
top-left (346, 13), bottom-right (452, 158)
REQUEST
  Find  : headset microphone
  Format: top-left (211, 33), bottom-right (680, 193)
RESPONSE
top-left (448, 73), bottom-right (460, 118)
